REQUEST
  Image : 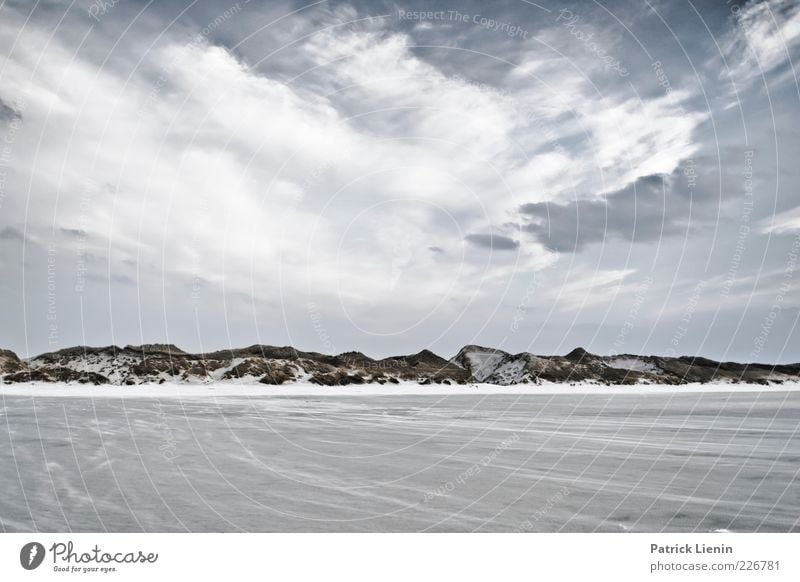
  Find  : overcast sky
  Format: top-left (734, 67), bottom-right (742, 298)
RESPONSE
top-left (0, 0), bottom-right (798, 361)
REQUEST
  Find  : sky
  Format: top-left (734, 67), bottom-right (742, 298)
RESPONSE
top-left (0, 0), bottom-right (798, 362)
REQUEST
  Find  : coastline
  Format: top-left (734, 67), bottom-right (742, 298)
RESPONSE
top-left (1, 380), bottom-right (798, 398)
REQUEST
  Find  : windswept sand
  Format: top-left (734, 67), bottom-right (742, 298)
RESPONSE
top-left (1, 387), bottom-right (798, 532)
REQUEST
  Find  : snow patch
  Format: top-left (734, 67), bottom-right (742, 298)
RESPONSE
top-left (464, 350), bottom-right (507, 382)
top-left (607, 357), bottom-right (660, 374)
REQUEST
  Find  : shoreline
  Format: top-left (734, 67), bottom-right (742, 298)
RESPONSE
top-left (1, 381), bottom-right (798, 398)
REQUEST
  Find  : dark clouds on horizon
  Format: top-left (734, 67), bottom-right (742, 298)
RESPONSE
top-left (0, 0), bottom-right (798, 362)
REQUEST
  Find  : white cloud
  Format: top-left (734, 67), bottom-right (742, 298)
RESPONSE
top-left (0, 10), bottom-right (705, 310)
top-left (722, 0), bottom-right (800, 85)
top-left (4, 2), bottom-right (787, 360)
top-left (578, 90), bottom-right (706, 193)
top-left (762, 206), bottom-right (800, 234)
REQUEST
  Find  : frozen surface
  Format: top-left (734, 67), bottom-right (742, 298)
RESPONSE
top-left (1, 387), bottom-right (798, 532)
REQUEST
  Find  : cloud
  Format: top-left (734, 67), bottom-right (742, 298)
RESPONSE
top-left (762, 206), bottom-right (800, 233)
top-left (464, 233), bottom-right (520, 251)
top-left (0, 96), bottom-right (18, 121)
top-left (520, 173), bottom-right (687, 252)
top-left (538, 268), bottom-right (635, 311)
top-left (721, 0), bottom-right (800, 85)
top-left (0, 226), bottom-right (25, 240)
top-left (0, 10), bottom-right (544, 346)
top-left (0, 0), bottom-right (796, 362)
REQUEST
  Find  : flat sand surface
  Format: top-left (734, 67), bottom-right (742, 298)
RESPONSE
top-left (1, 386), bottom-right (798, 532)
